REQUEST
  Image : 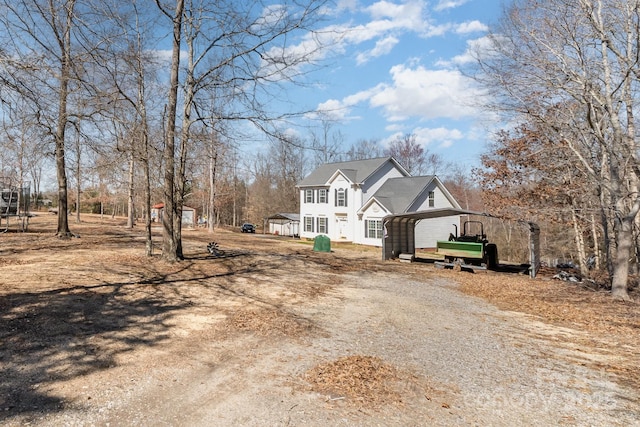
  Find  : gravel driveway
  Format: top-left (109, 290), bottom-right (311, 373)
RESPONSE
top-left (11, 270), bottom-right (636, 427)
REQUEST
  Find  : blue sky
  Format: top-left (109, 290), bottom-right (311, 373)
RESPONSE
top-left (261, 0), bottom-right (505, 170)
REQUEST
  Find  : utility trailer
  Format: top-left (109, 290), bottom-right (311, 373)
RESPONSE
top-left (434, 220), bottom-right (498, 271)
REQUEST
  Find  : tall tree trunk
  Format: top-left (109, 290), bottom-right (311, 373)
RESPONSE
top-left (75, 169), bottom-right (80, 223)
top-left (75, 131), bottom-right (81, 224)
top-left (612, 214), bottom-right (633, 300)
top-left (126, 151), bottom-right (135, 228)
top-left (173, 31), bottom-right (195, 260)
top-left (208, 145), bottom-right (217, 233)
top-left (161, 0), bottom-right (184, 262)
top-left (590, 212), bottom-right (600, 270)
top-left (570, 206), bottom-right (588, 277)
top-left (55, 0), bottom-right (75, 238)
top-left (142, 129), bottom-right (153, 256)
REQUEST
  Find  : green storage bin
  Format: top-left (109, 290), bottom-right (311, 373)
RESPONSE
top-left (313, 235), bottom-right (331, 252)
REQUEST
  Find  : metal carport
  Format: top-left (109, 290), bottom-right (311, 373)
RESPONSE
top-left (382, 208), bottom-right (540, 278)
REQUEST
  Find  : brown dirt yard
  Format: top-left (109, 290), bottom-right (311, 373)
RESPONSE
top-left (1, 214), bottom-right (639, 426)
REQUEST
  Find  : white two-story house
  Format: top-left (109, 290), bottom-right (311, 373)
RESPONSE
top-left (298, 157), bottom-right (461, 247)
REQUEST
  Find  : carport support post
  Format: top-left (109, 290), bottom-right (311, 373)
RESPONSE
top-left (382, 220), bottom-right (391, 260)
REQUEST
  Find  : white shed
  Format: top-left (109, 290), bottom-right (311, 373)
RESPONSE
top-left (265, 213), bottom-right (300, 237)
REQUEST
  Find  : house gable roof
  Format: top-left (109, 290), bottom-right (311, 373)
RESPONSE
top-left (297, 157), bottom-right (408, 187)
top-left (360, 176), bottom-right (461, 214)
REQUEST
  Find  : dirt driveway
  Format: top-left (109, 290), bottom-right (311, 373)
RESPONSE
top-left (1, 214), bottom-right (638, 426)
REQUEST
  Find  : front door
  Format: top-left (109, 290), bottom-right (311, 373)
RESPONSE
top-left (337, 215), bottom-right (348, 239)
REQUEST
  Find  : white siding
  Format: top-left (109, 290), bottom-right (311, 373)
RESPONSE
top-left (414, 216), bottom-right (460, 248)
top-left (358, 200), bottom-right (390, 246)
top-left (360, 163), bottom-right (406, 206)
top-left (299, 172), bottom-right (363, 242)
top-left (408, 182), bottom-right (454, 211)
top-left (269, 221), bottom-right (299, 236)
top-left (410, 184), bottom-right (460, 248)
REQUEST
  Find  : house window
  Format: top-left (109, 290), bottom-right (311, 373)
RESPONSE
top-left (305, 189), bottom-right (314, 203)
top-left (428, 191), bottom-right (435, 207)
top-left (317, 217), bottom-right (328, 234)
top-left (318, 188), bottom-right (328, 203)
top-left (335, 188), bottom-right (347, 207)
top-left (304, 216), bottom-right (314, 232)
top-left (365, 219), bottom-right (383, 239)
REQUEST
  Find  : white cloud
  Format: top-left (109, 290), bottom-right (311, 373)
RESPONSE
top-left (346, 0), bottom-right (428, 45)
top-left (413, 126), bottom-right (464, 148)
top-left (436, 35), bottom-right (494, 67)
top-left (455, 20), bottom-right (488, 34)
top-left (336, 0), bottom-right (357, 12)
top-left (423, 23), bottom-right (452, 37)
top-left (368, 64), bottom-right (483, 121)
top-left (365, 0), bottom-right (425, 28)
top-left (385, 123), bottom-right (406, 132)
top-left (261, 0), bottom-right (485, 75)
top-left (314, 99), bottom-right (350, 121)
top-left (356, 36), bottom-right (399, 64)
top-left (260, 0), bottom-right (426, 78)
top-left (315, 62), bottom-right (485, 126)
top-left (313, 88), bottom-right (377, 121)
top-left (434, 0), bottom-right (469, 12)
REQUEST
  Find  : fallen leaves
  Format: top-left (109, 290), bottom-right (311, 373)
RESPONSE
top-left (304, 355), bottom-right (403, 406)
top-left (226, 308), bottom-right (314, 338)
top-left (441, 268), bottom-right (640, 389)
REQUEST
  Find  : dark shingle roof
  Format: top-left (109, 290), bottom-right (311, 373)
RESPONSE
top-left (369, 176), bottom-right (435, 214)
top-left (298, 157), bottom-right (397, 187)
top-left (266, 213), bottom-right (299, 221)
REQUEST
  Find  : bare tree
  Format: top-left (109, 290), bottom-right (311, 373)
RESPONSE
top-left (155, 0), bottom-right (184, 262)
top-left (94, 1), bottom-right (164, 255)
top-left (0, 0), bottom-right (108, 237)
top-left (345, 138), bottom-right (383, 161)
top-left (384, 133), bottom-right (440, 175)
top-left (250, 133), bottom-right (305, 222)
top-left (155, 0), bottom-right (332, 261)
top-left (473, 0), bottom-right (640, 299)
top-left (309, 115), bottom-right (344, 167)
top-left (0, 98), bottom-right (47, 206)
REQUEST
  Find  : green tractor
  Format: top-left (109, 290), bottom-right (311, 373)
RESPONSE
top-left (436, 220), bottom-right (499, 270)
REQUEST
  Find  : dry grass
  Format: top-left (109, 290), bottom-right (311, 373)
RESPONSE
top-left (434, 267), bottom-right (640, 389)
top-left (225, 307), bottom-right (315, 338)
top-left (304, 355), bottom-right (404, 405)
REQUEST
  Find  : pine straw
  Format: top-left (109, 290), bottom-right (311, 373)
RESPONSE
top-left (226, 307), bottom-right (314, 338)
top-left (437, 268), bottom-right (640, 389)
top-left (304, 355), bottom-right (405, 406)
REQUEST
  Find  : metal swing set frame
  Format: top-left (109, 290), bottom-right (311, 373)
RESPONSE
top-left (0, 181), bottom-right (31, 232)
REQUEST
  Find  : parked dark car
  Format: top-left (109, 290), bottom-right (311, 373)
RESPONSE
top-left (241, 223), bottom-right (255, 233)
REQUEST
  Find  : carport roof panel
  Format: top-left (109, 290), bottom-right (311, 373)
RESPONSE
top-left (383, 208), bottom-right (486, 222)
top-left (266, 213), bottom-right (300, 221)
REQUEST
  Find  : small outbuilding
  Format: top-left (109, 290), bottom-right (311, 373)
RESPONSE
top-left (181, 206), bottom-right (196, 227)
top-left (265, 213), bottom-right (300, 237)
top-left (151, 203), bottom-right (196, 228)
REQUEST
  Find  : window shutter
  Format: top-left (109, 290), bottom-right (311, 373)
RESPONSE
top-left (334, 189), bottom-right (337, 207)
top-left (313, 189), bottom-right (315, 203)
top-left (344, 190), bottom-right (348, 207)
